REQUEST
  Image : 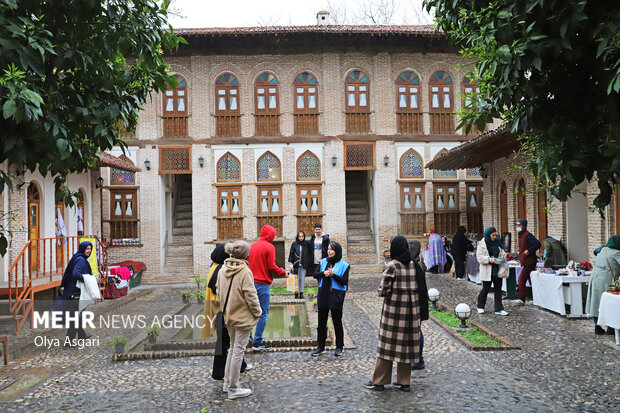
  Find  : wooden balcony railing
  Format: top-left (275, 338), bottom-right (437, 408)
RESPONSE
top-left (434, 212), bottom-right (460, 235)
top-left (217, 217), bottom-right (244, 239)
top-left (294, 114), bottom-right (319, 135)
top-left (215, 115), bottom-right (241, 137)
top-left (429, 113), bottom-right (455, 134)
top-left (109, 220), bottom-right (139, 239)
top-left (296, 215), bottom-right (323, 235)
top-left (345, 112), bottom-right (370, 134)
top-left (400, 213), bottom-right (427, 235)
top-left (257, 216), bottom-right (283, 237)
top-left (396, 113), bottom-right (423, 134)
top-left (467, 212), bottom-right (483, 235)
top-left (162, 116), bottom-right (189, 138)
top-left (255, 114), bottom-right (280, 136)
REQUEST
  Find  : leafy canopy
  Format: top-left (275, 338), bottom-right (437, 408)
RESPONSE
top-left (0, 0), bottom-right (185, 254)
top-left (425, 0), bottom-right (620, 209)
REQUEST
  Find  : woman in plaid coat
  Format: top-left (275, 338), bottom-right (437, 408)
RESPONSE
top-left (364, 236), bottom-right (421, 392)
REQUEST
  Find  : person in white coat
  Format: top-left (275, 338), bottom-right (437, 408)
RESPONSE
top-left (476, 227), bottom-right (509, 316)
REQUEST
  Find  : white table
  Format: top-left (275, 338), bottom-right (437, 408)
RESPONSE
top-left (530, 271), bottom-right (590, 317)
top-left (597, 292), bottom-right (620, 345)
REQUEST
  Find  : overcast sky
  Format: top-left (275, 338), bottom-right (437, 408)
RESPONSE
top-left (167, 0), bottom-right (434, 28)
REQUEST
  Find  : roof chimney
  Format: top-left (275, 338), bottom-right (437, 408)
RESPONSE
top-left (316, 11), bottom-right (330, 26)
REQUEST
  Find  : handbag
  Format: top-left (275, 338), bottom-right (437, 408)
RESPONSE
top-left (214, 274), bottom-right (236, 356)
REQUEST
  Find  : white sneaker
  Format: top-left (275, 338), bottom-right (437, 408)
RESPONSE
top-left (228, 387), bottom-right (252, 399)
top-left (222, 382), bottom-right (229, 393)
top-left (243, 363), bottom-right (253, 372)
top-left (512, 299), bottom-right (524, 305)
top-left (477, 308), bottom-right (484, 314)
top-left (495, 310), bottom-right (509, 316)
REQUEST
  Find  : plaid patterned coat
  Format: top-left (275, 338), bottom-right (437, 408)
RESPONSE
top-left (376, 260), bottom-right (421, 363)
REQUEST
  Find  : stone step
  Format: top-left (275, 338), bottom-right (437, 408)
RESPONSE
top-left (346, 206), bottom-right (369, 215)
top-left (176, 204), bottom-right (192, 213)
top-left (167, 244), bottom-right (193, 256)
top-left (346, 253), bottom-right (379, 265)
top-left (160, 270), bottom-right (196, 279)
top-left (168, 235), bottom-right (193, 246)
top-left (173, 227), bottom-right (193, 236)
top-left (347, 235), bottom-right (374, 243)
top-left (347, 221), bottom-right (372, 230)
top-left (175, 218), bottom-right (193, 228)
top-left (348, 244), bottom-right (377, 255)
top-left (350, 264), bottom-right (384, 275)
top-left (345, 199), bottom-right (368, 207)
top-left (347, 228), bottom-right (373, 236)
top-left (346, 213), bottom-right (369, 222)
top-left (175, 211), bottom-right (192, 220)
top-left (164, 257), bottom-right (194, 266)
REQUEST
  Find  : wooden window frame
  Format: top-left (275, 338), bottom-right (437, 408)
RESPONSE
top-left (400, 183), bottom-right (425, 212)
top-left (163, 74), bottom-right (188, 117)
top-left (297, 185), bottom-right (322, 215)
top-left (433, 183), bottom-right (459, 212)
top-left (254, 72), bottom-right (279, 115)
top-left (257, 185), bottom-right (283, 216)
top-left (429, 71), bottom-right (453, 113)
top-left (215, 73), bottom-right (240, 116)
top-left (537, 189), bottom-right (548, 249)
top-left (296, 150), bottom-right (321, 181)
top-left (399, 149), bottom-right (424, 179)
top-left (110, 189), bottom-right (138, 221)
top-left (395, 71), bottom-right (421, 113)
top-left (216, 152), bottom-right (241, 183)
top-left (217, 186), bottom-right (243, 218)
top-left (293, 72), bottom-right (319, 114)
top-left (516, 178), bottom-right (527, 220)
top-left (256, 151), bottom-right (282, 182)
top-left (500, 181), bottom-right (508, 234)
top-left (345, 70), bottom-right (370, 114)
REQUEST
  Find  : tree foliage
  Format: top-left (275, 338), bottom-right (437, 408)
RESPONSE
top-left (0, 0), bottom-right (184, 254)
top-left (425, 0), bottom-right (620, 209)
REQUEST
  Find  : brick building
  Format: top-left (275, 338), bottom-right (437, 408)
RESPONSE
top-left (427, 127), bottom-right (620, 263)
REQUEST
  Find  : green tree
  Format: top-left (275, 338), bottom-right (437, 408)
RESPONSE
top-left (425, 0), bottom-right (620, 209)
top-left (0, 0), bottom-right (184, 254)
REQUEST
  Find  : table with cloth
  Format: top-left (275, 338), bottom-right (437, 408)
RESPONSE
top-left (530, 271), bottom-right (590, 317)
top-left (597, 292), bottom-right (620, 345)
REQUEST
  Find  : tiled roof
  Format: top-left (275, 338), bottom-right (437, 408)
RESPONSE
top-left (96, 152), bottom-right (141, 172)
top-left (425, 126), bottom-right (520, 170)
top-left (175, 24), bottom-right (442, 37)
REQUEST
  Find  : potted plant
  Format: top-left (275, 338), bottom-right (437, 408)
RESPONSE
top-left (145, 325), bottom-right (161, 345)
top-left (194, 290), bottom-right (206, 304)
top-left (108, 337), bottom-right (128, 353)
top-left (181, 289), bottom-right (192, 303)
top-left (194, 275), bottom-right (203, 289)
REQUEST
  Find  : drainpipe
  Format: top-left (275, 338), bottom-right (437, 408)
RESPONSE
top-left (3, 161), bottom-right (8, 283)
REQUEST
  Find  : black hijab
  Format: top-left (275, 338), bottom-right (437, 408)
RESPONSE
top-left (327, 241), bottom-right (343, 266)
top-left (61, 241), bottom-right (92, 288)
top-left (390, 236), bottom-right (412, 265)
top-left (210, 243), bottom-right (228, 265)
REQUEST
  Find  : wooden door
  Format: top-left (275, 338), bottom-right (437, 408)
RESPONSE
top-left (466, 184), bottom-right (483, 236)
top-left (500, 181), bottom-right (508, 234)
top-left (537, 189), bottom-right (548, 251)
top-left (28, 202), bottom-right (40, 272)
top-left (55, 201), bottom-right (65, 270)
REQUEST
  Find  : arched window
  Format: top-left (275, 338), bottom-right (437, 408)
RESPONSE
top-left (110, 155), bottom-right (135, 185)
top-left (396, 71), bottom-right (422, 134)
top-left (217, 152), bottom-right (241, 182)
top-left (254, 71), bottom-right (280, 135)
top-left (432, 149), bottom-right (456, 178)
top-left (296, 151), bottom-right (321, 181)
top-left (500, 181), bottom-right (508, 234)
top-left (28, 181), bottom-right (41, 271)
top-left (516, 178), bottom-right (527, 220)
top-left (215, 73), bottom-right (240, 114)
top-left (399, 149), bottom-right (424, 178)
top-left (345, 70), bottom-right (370, 133)
top-left (257, 151), bottom-right (281, 181)
top-left (294, 72), bottom-right (319, 135)
top-left (162, 74), bottom-right (188, 137)
top-left (429, 71), bottom-right (454, 134)
top-left (462, 73), bottom-right (479, 108)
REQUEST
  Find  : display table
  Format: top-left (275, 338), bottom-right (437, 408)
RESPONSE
top-left (530, 271), bottom-right (590, 317)
top-left (597, 292), bottom-right (620, 345)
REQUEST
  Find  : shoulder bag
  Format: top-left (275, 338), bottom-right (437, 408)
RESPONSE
top-left (214, 274), bottom-right (236, 356)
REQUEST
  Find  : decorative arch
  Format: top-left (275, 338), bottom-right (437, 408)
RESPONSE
top-left (215, 72), bottom-right (240, 114)
top-left (399, 149), bottom-right (424, 178)
top-left (217, 152), bottom-right (241, 182)
top-left (499, 180), bottom-right (508, 234)
top-left (432, 148), bottom-right (456, 178)
top-left (296, 150), bottom-right (321, 181)
top-left (257, 151), bottom-right (281, 181)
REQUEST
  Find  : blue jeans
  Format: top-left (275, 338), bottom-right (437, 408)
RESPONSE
top-left (253, 283), bottom-right (270, 345)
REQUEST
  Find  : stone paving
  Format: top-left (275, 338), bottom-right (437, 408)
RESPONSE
top-left (0, 273), bottom-right (618, 412)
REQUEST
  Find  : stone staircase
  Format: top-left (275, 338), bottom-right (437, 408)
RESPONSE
top-left (163, 181), bottom-right (194, 279)
top-left (345, 173), bottom-right (379, 270)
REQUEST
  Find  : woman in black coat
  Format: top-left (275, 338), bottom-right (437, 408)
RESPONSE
top-left (60, 241), bottom-right (93, 342)
top-left (451, 226), bottom-right (473, 279)
top-left (288, 231), bottom-right (311, 299)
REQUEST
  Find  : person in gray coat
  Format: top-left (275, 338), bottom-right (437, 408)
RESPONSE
top-left (585, 235), bottom-right (620, 335)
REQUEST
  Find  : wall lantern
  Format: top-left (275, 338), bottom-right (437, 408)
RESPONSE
top-left (198, 156), bottom-right (204, 168)
top-left (331, 156), bottom-right (337, 167)
top-left (144, 159), bottom-right (151, 171)
top-left (96, 176), bottom-right (104, 189)
top-left (479, 166), bottom-right (488, 179)
top-left (383, 155), bottom-right (389, 167)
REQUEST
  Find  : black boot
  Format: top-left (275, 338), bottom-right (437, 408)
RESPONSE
top-left (607, 327), bottom-right (616, 335)
top-left (294, 292), bottom-right (299, 299)
top-left (595, 325), bottom-right (605, 335)
top-left (299, 292), bottom-right (304, 300)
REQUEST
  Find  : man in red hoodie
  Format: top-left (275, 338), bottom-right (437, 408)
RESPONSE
top-left (249, 225), bottom-right (287, 350)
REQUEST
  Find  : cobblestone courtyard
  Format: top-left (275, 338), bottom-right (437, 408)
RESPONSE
top-left (1, 273), bottom-right (619, 412)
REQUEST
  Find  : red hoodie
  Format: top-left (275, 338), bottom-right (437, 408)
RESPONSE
top-left (249, 225), bottom-right (286, 285)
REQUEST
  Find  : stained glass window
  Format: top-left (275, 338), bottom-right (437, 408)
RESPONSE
top-left (257, 152), bottom-right (281, 181)
top-left (111, 168), bottom-right (134, 184)
top-left (297, 151), bottom-right (321, 180)
top-left (466, 167), bottom-right (480, 177)
top-left (217, 153), bottom-right (240, 182)
top-left (400, 149), bottom-right (424, 178)
top-left (345, 70), bottom-right (370, 112)
top-left (294, 72), bottom-right (319, 112)
top-left (346, 70), bottom-right (369, 83)
top-left (255, 72), bottom-right (279, 85)
top-left (396, 71), bottom-right (420, 84)
top-left (429, 71), bottom-right (453, 111)
top-left (434, 169), bottom-right (456, 178)
top-left (255, 72), bottom-right (279, 114)
top-left (215, 73), bottom-right (240, 114)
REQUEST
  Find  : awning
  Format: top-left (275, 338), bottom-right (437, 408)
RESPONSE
top-left (426, 126), bottom-right (519, 170)
top-left (96, 152), bottom-right (141, 172)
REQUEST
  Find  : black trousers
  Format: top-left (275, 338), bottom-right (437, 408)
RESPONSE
top-left (454, 254), bottom-right (466, 278)
top-left (65, 297), bottom-right (86, 340)
top-left (477, 276), bottom-right (504, 312)
top-left (317, 308), bottom-right (344, 349)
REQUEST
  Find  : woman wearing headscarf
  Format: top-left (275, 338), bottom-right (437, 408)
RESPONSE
top-left (206, 244), bottom-right (251, 380)
top-left (364, 236), bottom-right (422, 391)
top-left (476, 227), bottom-right (509, 316)
top-left (451, 226), bottom-right (473, 279)
top-left (427, 230), bottom-right (447, 274)
top-left (585, 235), bottom-right (620, 334)
top-left (311, 241), bottom-right (350, 357)
top-left (288, 231), bottom-right (310, 299)
top-left (60, 241), bottom-right (93, 342)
